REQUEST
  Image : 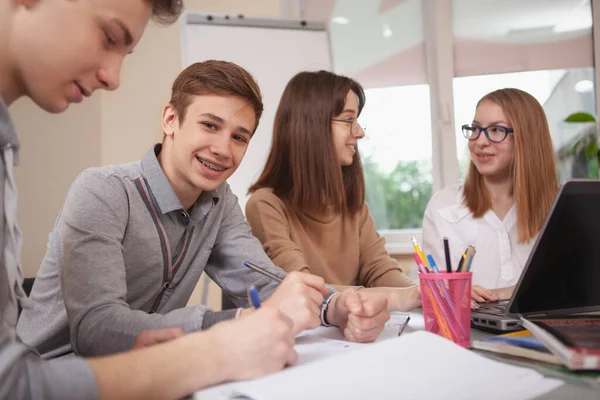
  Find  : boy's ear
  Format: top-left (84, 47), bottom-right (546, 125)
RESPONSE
top-left (162, 104), bottom-right (179, 138)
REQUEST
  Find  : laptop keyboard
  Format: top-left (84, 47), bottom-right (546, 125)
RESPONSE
top-left (477, 300), bottom-right (509, 315)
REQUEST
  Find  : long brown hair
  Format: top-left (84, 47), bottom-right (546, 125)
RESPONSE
top-left (249, 70), bottom-right (366, 214)
top-left (463, 88), bottom-right (558, 243)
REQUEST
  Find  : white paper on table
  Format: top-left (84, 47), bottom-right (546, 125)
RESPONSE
top-left (194, 313), bottom-right (409, 399)
top-left (293, 312), bottom-right (410, 366)
top-left (195, 331), bottom-right (563, 400)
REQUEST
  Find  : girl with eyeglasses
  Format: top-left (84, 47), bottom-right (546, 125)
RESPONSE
top-left (422, 88), bottom-right (558, 306)
top-left (245, 70), bottom-right (421, 313)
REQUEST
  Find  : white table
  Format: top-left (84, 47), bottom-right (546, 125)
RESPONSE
top-left (405, 311), bottom-right (600, 400)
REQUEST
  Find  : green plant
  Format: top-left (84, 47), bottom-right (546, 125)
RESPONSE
top-left (564, 112), bottom-right (598, 179)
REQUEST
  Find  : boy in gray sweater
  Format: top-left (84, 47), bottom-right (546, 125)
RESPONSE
top-left (17, 59), bottom-right (390, 359)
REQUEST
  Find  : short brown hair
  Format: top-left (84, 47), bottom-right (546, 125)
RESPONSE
top-left (149, 0), bottom-right (184, 25)
top-left (463, 88), bottom-right (558, 243)
top-left (169, 60), bottom-right (263, 131)
top-left (249, 70), bottom-right (366, 215)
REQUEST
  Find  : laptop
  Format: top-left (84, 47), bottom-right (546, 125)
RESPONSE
top-left (471, 179), bottom-right (600, 332)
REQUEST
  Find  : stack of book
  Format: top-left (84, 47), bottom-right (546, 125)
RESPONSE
top-left (474, 317), bottom-right (600, 370)
top-left (520, 317), bottom-right (600, 370)
top-left (473, 317), bottom-right (600, 390)
top-left (472, 329), bottom-right (561, 365)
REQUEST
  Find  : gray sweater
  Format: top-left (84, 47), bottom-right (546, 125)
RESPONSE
top-left (18, 145), bottom-right (286, 358)
top-left (0, 98), bottom-right (98, 399)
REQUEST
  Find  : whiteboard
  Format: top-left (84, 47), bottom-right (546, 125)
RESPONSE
top-left (181, 14), bottom-right (332, 212)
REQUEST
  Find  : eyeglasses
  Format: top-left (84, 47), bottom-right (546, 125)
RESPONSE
top-left (462, 124), bottom-right (514, 143)
top-left (331, 118), bottom-right (367, 135)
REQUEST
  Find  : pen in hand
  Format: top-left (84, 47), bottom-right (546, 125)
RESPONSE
top-left (247, 285), bottom-right (261, 309)
top-left (244, 261), bottom-right (284, 283)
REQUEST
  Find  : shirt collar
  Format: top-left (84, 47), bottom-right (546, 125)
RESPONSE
top-left (141, 144), bottom-right (220, 219)
top-left (0, 96), bottom-right (20, 165)
top-left (437, 185), bottom-right (517, 229)
top-left (484, 204), bottom-right (517, 231)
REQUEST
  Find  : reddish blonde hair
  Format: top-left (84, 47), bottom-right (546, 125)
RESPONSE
top-left (463, 88), bottom-right (558, 243)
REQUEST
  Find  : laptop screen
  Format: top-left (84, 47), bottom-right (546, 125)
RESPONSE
top-left (509, 180), bottom-right (600, 316)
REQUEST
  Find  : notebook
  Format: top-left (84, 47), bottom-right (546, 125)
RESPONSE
top-left (194, 331), bottom-right (562, 400)
top-left (521, 317), bottom-right (600, 370)
top-left (472, 330), bottom-right (561, 365)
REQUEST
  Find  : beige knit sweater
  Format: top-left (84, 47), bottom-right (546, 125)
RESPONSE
top-left (246, 188), bottom-right (415, 288)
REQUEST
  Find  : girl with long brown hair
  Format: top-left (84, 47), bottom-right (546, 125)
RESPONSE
top-left (422, 88), bottom-right (558, 305)
top-left (246, 70), bottom-right (420, 312)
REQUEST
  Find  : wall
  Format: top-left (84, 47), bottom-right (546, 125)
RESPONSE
top-left (392, 254), bottom-right (416, 276)
top-left (11, 95), bottom-right (101, 277)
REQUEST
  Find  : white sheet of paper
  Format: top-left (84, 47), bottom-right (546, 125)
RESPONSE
top-left (293, 312), bottom-right (410, 366)
top-left (195, 331), bottom-right (562, 400)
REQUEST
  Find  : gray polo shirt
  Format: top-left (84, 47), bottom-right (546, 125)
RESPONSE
top-left (17, 144), bottom-right (286, 358)
top-left (0, 98), bottom-right (98, 398)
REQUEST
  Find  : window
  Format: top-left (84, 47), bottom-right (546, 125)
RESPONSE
top-left (322, 0), bottom-right (596, 253)
top-left (359, 86), bottom-right (432, 230)
top-left (329, 0), bottom-right (430, 239)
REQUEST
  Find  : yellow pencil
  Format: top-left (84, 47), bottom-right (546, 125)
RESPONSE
top-left (412, 236), bottom-right (428, 267)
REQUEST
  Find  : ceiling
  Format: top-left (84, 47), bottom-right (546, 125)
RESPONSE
top-left (294, 0), bottom-right (593, 87)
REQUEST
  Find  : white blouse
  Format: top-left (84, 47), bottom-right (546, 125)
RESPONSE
top-left (421, 184), bottom-right (534, 289)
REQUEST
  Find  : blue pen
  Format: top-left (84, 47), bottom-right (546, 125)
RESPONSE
top-left (247, 285), bottom-right (261, 309)
top-left (426, 254), bottom-right (440, 273)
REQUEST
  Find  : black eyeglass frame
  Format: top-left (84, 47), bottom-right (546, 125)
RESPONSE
top-left (461, 124), bottom-right (514, 143)
top-left (331, 118), bottom-right (367, 135)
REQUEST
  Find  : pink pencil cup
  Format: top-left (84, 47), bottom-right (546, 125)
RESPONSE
top-left (419, 272), bottom-right (472, 348)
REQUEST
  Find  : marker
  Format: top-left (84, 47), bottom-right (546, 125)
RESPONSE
top-left (426, 254), bottom-right (440, 273)
top-left (247, 285), bottom-right (261, 309)
top-left (443, 237), bottom-right (452, 273)
top-left (244, 261), bottom-right (283, 283)
top-left (412, 253), bottom-right (428, 274)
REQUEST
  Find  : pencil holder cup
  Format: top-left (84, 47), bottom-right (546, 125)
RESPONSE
top-left (419, 272), bottom-right (472, 348)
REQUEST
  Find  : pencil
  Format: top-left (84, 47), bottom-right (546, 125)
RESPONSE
top-left (466, 247), bottom-right (477, 271)
top-left (398, 316), bottom-right (411, 337)
top-left (456, 253), bottom-right (465, 272)
top-left (463, 246), bottom-right (475, 272)
top-left (411, 237), bottom-right (428, 267)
